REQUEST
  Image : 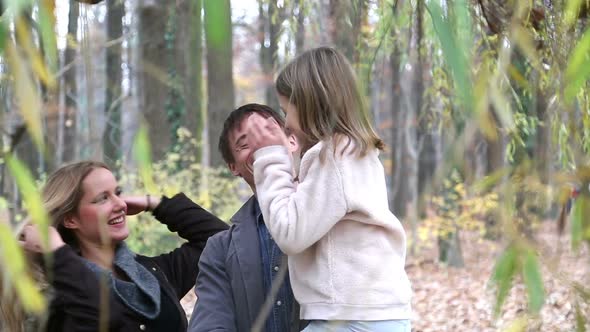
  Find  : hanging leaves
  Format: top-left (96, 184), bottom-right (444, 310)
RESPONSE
top-left (426, 1), bottom-right (473, 113)
top-left (522, 250), bottom-right (545, 313)
top-left (565, 27), bottom-right (590, 103)
top-left (133, 124), bottom-right (157, 193)
top-left (491, 246), bottom-right (518, 316)
top-left (0, 223), bottom-right (46, 314)
top-left (6, 156), bottom-right (51, 251)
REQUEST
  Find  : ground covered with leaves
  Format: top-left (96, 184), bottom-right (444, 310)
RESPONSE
top-left (409, 222), bottom-right (590, 331)
top-left (182, 222), bottom-right (590, 331)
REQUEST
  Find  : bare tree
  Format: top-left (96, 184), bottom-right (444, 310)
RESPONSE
top-left (258, 0), bottom-right (284, 111)
top-left (184, 0), bottom-right (205, 163)
top-left (138, 1), bottom-right (171, 161)
top-left (104, 0), bottom-right (124, 167)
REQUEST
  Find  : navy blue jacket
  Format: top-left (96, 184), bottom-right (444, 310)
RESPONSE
top-left (188, 197), bottom-right (304, 332)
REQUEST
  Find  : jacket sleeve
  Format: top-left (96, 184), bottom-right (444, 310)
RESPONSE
top-left (253, 145), bottom-right (348, 255)
top-left (149, 193), bottom-right (229, 299)
top-left (188, 233), bottom-right (237, 332)
top-left (47, 245), bottom-right (111, 331)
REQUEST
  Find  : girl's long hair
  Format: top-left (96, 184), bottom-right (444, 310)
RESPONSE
top-left (275, 46), bottom-right (384, 157)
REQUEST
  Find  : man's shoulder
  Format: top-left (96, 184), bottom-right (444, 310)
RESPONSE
top-left (205, 225), bottom-right (234, 249)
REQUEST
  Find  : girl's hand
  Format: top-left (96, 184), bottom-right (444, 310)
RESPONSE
top-left (246, 113), bottom-right (289, 152)
top-left (19, 223), bottom-right (65, 253)
top-left (124, 195), bottom-right (161, 215)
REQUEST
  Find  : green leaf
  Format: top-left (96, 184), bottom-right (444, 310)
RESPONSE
top-left (0, 23), bottom-right (8, 54)
top-left (426, 1), bottom-right (473, 112)
top-left (3, 0), bottom-right (34, 15)
top-left (6, 156), bottom-right (50, 250)
top-left (5, 43), bottom-right (45, 151)
top-left (0, 223), bottom-right (46, 313)
top-left (571, 194), bottom-right (587, 250)
top-left (491, 246), bottom-right (518, 316)
top-left (204, 0), bottom-right (231, 50)
top-left (454, 0), bottom-right (473, 57)
top-left (565, 27), bottom-right (590, 102)
top-left (522, 250), bottom-right (545, 313)
top-left (133, 124), bottom-right (156, 192)
top-left (38, 0), bottom-right (58, 73)
top-left (565, 0), bottom-right (584, 29)
top-left (502, 316), bottom-right (528, 332)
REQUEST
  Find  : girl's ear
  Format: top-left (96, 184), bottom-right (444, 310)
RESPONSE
top-left (288, 134), bottom-right (299, 153)
top-left (63, 215), bottom-right (79, 230)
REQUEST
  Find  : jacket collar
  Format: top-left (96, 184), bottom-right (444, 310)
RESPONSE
top-left (230, 195), bottom-right (265, 326)
top-left (230, 195), bottom-right (258, 224)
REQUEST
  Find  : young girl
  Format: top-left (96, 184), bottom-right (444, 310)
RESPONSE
top-left (246, 47), bottom-right (412, 331)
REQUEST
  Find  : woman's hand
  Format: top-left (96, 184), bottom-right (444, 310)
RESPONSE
top-left (19, 223), bottom-right (65, 253)
top-left (124, 195), bottom-right (161, 215)
top-left (246, 113), bottom-right (290, 153)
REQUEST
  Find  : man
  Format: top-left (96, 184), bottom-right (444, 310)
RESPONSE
top-left (188, 104), bottom-right (304, 332)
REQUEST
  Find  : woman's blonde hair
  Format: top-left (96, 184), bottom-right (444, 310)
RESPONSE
top-left (0, 161), bottom-right (109, 331)
top-left (275, 46), bottom-right (384, 156)
top-left (42, 161), bottom-right (110, 247)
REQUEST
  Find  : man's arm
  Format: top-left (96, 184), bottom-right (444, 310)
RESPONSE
top-left (188, 233), bottom-right (237, 332)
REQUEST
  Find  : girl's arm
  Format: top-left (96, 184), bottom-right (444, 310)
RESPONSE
top-left (253, 144), bottom-right (348, 255)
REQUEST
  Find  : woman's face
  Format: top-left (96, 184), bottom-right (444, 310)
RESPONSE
top-left (64, 168), bottom-right (129, 246)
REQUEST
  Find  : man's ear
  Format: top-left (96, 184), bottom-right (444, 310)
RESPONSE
top-left (63, 215), bottom-right (79, 230)
top-left (228, 163), bottom-right (240, 177)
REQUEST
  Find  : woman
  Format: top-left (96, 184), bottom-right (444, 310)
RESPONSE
top-left (19, 161), bottom-right (228, 331)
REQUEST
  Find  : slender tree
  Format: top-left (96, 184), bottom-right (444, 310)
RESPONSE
top-left (204, 0), bottom-right (234, 167)
top-left (103, 0), bottom-right (124, 167)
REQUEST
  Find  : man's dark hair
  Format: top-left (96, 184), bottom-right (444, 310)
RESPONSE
top-left (218, 103), bottom-right (285, 164)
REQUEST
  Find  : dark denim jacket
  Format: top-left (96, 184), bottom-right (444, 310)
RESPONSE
top-left (254, 201), bottom-right (295, 332)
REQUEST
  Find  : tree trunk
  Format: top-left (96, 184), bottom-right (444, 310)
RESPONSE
top-left (389, 1), bottom-right (403, 214)
top-left (204, 0), bottom-right (234, 167)
top-left (138, 2), bottom-right (171, 161)
top-left (294, 0), bottom-right (306, 55)
top-left (103, 0), bottom-right (124, 167)
top-left (258, 0), bottom-right (283, 111)
top-left (328, 0), bottom-right (364, 63)
top-left (60, 0), bottom-right (79, 163)
top-left (185, 0), bottom-right (204, 163)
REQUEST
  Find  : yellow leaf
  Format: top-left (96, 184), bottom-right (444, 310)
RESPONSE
top-left (502, 316), bottom-right (528, 332)
top-left (0, 223), bottom-right (47, 314)
top-left (4, 43), bottom-right (45, 152)
top-left (15, 18), bottom-right (56, 88)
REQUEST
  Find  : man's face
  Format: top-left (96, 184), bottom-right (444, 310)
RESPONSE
top-left (228, 118), bottom-right (255, 187)
top-left (228, 113), bottom-right (299, 189)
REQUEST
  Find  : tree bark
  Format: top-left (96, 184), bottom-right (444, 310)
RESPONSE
top-left (185, 0), bottom-right (204, 163)
top-left (204, 0), bottom-right (234, 167)
top-left (328, 0), bottom-right (364, 63)
top-left (390, 0), bottom-right (404, 215)
top-left (61, 0), bottom-right (79, 163)
top-left (138, 2), bottom-right (171, 161)
top-left (103, 0), bottom-right (124, 167)
top-left (294, 0), bottom-right (306, 55)
top-left (258, 0), bottom-right (283, 111)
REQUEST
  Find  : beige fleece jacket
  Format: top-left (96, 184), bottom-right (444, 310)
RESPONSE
top-left (252, 139), bottom-right (412, 321)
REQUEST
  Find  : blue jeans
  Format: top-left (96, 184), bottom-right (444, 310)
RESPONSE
top-left (302, 320), bottom-right (411, 332)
